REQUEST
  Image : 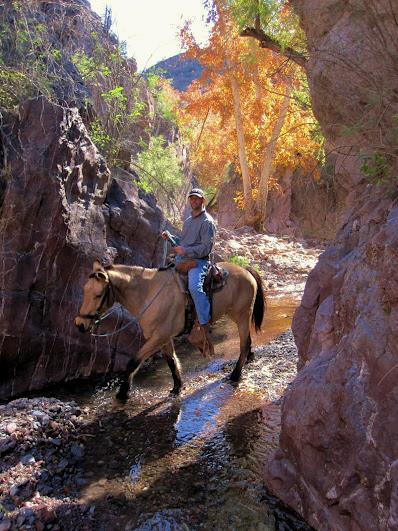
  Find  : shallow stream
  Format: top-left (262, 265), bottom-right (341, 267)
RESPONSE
top-left (58, 295), bottom-right (313, 530)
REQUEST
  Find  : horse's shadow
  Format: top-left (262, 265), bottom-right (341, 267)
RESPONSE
top-left (108, 377), bottom-right (236, 462)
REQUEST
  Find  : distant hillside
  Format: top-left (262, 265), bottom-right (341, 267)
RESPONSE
top-left (145, 54), bottom-right (202, 92)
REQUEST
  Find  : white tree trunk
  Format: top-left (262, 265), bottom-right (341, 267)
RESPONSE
top-left (256, 79), bottom-right (292, 222)
top-left (229, 74), bottom-right (254, 218)
top-left (215, 0), bottom-right (254, 220)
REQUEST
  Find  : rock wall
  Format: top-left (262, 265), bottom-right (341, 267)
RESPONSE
top-left (217, 169), bottom-right (343, 242)
top-left (290, 0), bottom-right (398, 203)
top-left (0, 97), bottom-right (168, 399)
top-left (264, 1), bottom-right (398, 529)
top-left (217, 171), bottom-right (306, 237)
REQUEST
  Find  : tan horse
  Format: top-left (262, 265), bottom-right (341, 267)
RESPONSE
top-left (76, 260), bottom-right (266, 400)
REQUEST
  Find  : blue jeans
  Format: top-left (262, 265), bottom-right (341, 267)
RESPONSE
top-left (186, 259), bottom-right (210, 325)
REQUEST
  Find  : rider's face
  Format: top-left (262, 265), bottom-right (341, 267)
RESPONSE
top-left (189, 195), bottom-right (204, 211)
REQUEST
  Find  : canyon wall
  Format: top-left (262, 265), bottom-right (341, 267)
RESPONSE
top-left (0, 97), bottom-right (169, 399)
top-left (264, 1), bottom-right (398, 529)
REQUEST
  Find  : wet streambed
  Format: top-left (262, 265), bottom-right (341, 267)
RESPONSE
top-left (64, 295), bottom-right (312, 530)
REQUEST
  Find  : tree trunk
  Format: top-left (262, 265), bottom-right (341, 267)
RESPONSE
top-left (229, 74), bottom-right (255, 221)
top-left (215, 0), bottom-right (254, 222)
top-left (255, 79), bottom-right (292, 229)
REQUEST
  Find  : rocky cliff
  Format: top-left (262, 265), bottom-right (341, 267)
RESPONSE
top-left (264, 1), bottom-right (398, 529)
top-left (0, 0), bottom-right (183, 399)
top-left (0, 96), bottom-right (169, 399)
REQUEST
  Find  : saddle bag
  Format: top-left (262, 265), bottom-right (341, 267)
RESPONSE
top-left (176, 259), bottom-right (198, 274)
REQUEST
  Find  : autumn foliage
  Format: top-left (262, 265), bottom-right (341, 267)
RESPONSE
top-left (173, 1), bottom-right (322, 227)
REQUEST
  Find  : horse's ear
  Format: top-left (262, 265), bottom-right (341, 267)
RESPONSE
top-left (96, 271), bottom-right (108, 281)
top-left (93, 260), bottom-right (102, 272)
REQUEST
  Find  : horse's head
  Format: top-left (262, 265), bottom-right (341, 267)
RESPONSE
top-left (75, 261), bottom-right (114, 333)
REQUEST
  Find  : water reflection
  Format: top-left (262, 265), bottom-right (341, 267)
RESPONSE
top-left (174, 381), bottom-right (235, 445)
top-left (128, 457), bottom-right (142, 486)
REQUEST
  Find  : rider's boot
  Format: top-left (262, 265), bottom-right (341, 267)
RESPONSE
top-left (202, 322), bottom-right (215, 358)
top-left (188, 321), bottom-right (215, 358)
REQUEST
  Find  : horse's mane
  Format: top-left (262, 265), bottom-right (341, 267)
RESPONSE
top-left (104, 263), bottom-right (158, 282)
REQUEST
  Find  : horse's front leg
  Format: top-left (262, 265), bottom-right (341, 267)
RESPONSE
top-left (116, 335), bottom-right (168, 400)
top-left (163, 339), bottom-right (183, 395)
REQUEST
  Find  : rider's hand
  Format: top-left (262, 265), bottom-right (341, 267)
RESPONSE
top-left (175, 246), bottom-right (186, 255)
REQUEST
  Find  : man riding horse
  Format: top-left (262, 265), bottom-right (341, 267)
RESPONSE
top-left (162, 188), bottom-right (216, 355)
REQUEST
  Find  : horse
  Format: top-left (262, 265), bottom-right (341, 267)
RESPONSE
top-left (75, 260), bottom-right (266, 400)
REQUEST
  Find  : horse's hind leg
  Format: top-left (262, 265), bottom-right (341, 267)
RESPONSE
top-left (116, 335), bottom-right (168, 400)
top-left (246, 335), bottom-right (255, 362)
top-left (230, 319), bottom-right (251, 382)
top-left (163, 339), bottom-right (183, 395)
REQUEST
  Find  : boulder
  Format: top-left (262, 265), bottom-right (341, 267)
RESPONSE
top-left (0, 96), bottom-right (168, 399)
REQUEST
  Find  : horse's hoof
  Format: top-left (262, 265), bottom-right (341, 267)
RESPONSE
top-left (116, 390), bottom-right (129, 401)
top-left (170, 386), bottom-right (182, 396)
top-left (229, 369), bottom-right (241, 382)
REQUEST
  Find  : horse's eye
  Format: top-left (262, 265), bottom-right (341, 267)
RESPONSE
top-left (94, 294), bottom-right (102, 299)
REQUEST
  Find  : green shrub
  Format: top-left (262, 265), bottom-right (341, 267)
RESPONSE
top-left (228, 255), bottom-right (250, 267)
top-left (73, 40), bottom-right (145, 167)
top-left (133, 136), bottom-right (186, 223)
top-left (359, 150), bottom-right (397, 187)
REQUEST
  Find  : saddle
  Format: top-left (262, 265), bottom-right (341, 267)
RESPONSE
top-left (176, 261), bottom-right (227, 299)
top-left (175, 259), bottom-right (197, 274)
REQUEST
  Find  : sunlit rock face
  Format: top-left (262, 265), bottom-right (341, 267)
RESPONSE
top-left (0, 97), bottom-right (167, 399)
top-left (264, 1), bottom-right (398, 529)
top-left (291, 0), bottom-right (398, 205)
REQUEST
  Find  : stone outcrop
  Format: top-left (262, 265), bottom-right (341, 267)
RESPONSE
top-left (264, 1), bottom-right (398, 529)
top-left (217, 168), bottom-right (344, 242)
top-left (0, 0), bottom-right (161, 166)
top-left (266, 190), bottom-right (398, 529)
top-left (291, 0), bottom-right (398, 204)
top-left (0, 96), bottom-right (168, 399)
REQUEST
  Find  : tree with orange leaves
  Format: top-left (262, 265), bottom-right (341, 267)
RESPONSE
top-left (176, 0), bottom-right (322, 229)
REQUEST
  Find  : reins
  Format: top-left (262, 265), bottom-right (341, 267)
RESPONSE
top-left (161, 231), bottom-right (178, 267)
top-left (90, 267), bottom-right (175, 338)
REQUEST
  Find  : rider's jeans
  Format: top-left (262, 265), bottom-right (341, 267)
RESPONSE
top-left (187, 258), bottom-right (210, 325)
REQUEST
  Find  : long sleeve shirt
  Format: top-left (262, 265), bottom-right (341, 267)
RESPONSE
top-left (175, 209), bottom-right (216, 260)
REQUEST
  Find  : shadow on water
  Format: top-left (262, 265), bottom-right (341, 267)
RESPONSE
top-left (75, 380), bottom-right (312, 529)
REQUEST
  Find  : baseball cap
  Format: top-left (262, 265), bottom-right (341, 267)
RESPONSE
top-left (188, 188), bottom-right (205, 198)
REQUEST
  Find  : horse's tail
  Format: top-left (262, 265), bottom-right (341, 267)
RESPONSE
top-left (245, 266), bottom-right (266, 332)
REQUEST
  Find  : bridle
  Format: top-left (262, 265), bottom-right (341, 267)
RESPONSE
top-left (77, 271), bottom-right (115, 324)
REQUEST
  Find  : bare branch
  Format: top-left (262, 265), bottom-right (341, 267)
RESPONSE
top-left (240, 27), bottom-right (308, 69)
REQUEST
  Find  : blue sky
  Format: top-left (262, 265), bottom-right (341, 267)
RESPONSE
top-left (88, 0), bottom-right (211, 71)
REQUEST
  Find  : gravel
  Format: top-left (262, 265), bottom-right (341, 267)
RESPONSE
top-left (0, 330), bottom-right (299, 530)
top-left (0, 397), bottom-right (93, 530)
